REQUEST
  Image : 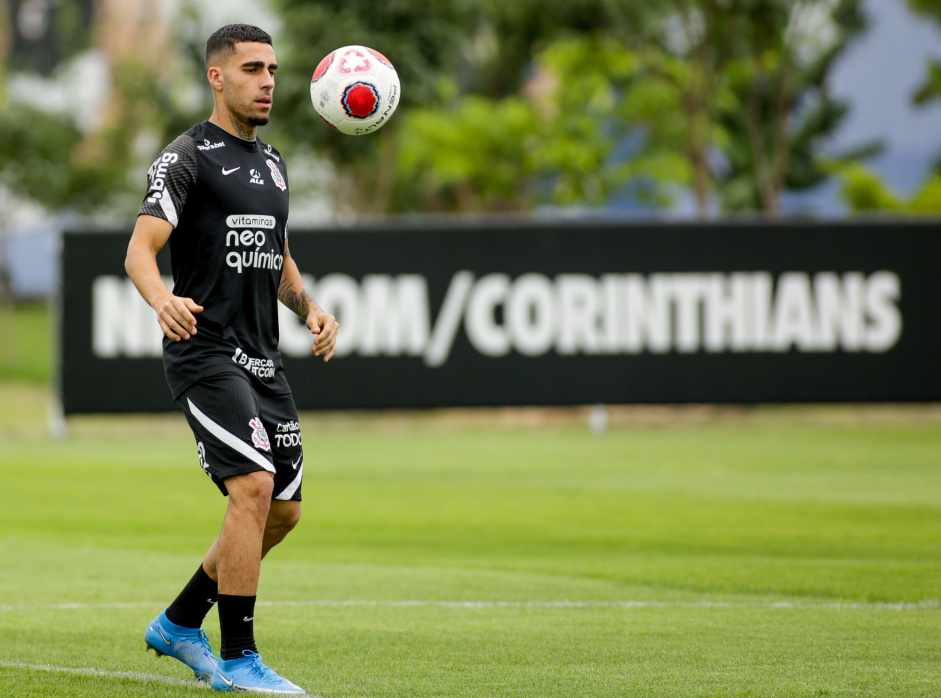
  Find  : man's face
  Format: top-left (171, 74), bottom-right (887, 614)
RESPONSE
top-left (218, 41), bottom-right (277, 128)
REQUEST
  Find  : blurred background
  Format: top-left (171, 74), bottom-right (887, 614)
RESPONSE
top-left (1, 0), bottom-right (940, 389)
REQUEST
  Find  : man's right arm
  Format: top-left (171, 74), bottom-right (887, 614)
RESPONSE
top-left (125, 214), bottom-right (203, 342)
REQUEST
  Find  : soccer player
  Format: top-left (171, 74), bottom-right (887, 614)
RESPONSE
top-left (125, 24), bottom-right (337, 694)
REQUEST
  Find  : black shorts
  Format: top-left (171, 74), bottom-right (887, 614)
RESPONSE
top-left (176, 371), bottom-right (303, 501)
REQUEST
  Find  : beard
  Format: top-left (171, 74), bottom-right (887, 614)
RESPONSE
top-left (247, 114), bottom-right (270, 127)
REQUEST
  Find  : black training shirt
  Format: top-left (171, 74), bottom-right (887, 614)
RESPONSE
top-left (138, 120), bottom-right (292, 398)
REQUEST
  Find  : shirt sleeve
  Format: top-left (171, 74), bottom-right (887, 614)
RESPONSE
top-left (138, 135), bottom-right (197, 228)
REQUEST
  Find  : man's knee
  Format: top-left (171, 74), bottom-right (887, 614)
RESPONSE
top-left (226, 471), bottom-right (275, 511)
top-left (263, 501), bottom-right (301, 552)
top-left (269, 501), bottom-right (301, 533)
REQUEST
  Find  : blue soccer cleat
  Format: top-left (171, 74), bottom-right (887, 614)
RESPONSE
top-left (144, 610), bottom-right (218, 682)
top-left (211, 650), bottom-right (306, 694)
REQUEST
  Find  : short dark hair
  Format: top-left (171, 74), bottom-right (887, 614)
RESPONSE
top-left (205, 24), bottom-right (273, 69)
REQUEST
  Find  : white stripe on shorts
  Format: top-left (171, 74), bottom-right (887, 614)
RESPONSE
top-left (276, 461), bottom-right (303, 501)
top-left (186, 398), bottom-right (276, 474)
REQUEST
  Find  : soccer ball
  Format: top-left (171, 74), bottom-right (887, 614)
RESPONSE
top-left (310, 45), bottom-right (400, 136)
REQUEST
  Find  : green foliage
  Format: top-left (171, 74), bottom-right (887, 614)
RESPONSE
top-left (905, 0), bottom-right (941, 171)
top-left (397, 35), bottom-right (672, 211)
top-left (0, 4), bottom-right (209, 220)
top-left (393, 0), bottom-right (876, 215)
top-left (270, 0), bottom-right (662, 213)
top-left (667, 0), bottom-right (875, 213)
top-left (836, 163), bottom-right (902, 212)
top-left (907, 174), bottom-right (941, 213)
top-left (0, 102), bottom-right (87, 211)
top-left (837, 162), bottom-right (941, 214)
top-left (269, 0), bottom-right (474, 148)
top-left (398, 94), bottom-right (542, 211)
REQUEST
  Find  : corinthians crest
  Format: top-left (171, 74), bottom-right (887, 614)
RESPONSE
top-left (266, 159), bottom-right (287, 191)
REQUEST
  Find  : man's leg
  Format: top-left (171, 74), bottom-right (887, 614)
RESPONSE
top-left (198, 499), bottom-right (302, 583)
top-left (212, 470), bottom-right (272, 661)
top-left (218, 471), bottom-right (273, 594)
top-left (209, 478), bottom-right (305, 694)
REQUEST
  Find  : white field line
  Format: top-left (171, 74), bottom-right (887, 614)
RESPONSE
top-left (0, 599), bottom-right (937, 612)
top-left (0, 661), bottom-right (207, 688)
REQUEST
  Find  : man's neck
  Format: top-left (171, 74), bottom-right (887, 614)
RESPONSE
top-left (209, 112), bottom-right (257, 141)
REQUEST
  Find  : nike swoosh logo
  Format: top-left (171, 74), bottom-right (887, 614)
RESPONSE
top-left (291, 456), bottom-right (303, 470)
top-left (219, 674), bottom-right (235, 688)
top-left (222, 166), bottom-right (240, 175)
top-left (156, 625), bottom-right (172, 646)
top-left (243, 616), bottom-right (254, 622)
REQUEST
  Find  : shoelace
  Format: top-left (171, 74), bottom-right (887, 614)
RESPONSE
top-left (246, 652), bottom-right (280, 685)
top-left (195, 629), bottom-right (213, 656)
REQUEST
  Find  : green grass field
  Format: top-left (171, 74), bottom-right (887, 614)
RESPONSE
top-left (0, 302), bottom-right (52, 384)
top-left (1, 380), bottom-right (940, 697)
top-left (2, 304), bottom-right (940, 696)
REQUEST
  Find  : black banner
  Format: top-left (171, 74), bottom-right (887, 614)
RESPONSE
top-left (60, 219), bottom-right (941, 413)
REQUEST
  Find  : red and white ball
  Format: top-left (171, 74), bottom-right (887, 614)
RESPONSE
top-left (310, 45), bottom-right (400, 136)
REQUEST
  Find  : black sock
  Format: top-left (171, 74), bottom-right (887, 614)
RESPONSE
top-left (218, 593), bottom-right (258, 660)
top-left (165, 564), bottom-right (218, 629)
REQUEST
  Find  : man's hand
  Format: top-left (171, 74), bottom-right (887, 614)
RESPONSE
top-left (155, 294), bottom-right (204, 341)
top-left (306, 308), bottom-right (339, 361)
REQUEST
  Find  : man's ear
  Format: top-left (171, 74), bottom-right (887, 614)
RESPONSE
top-left (207, 65), bottom-right (224, 91)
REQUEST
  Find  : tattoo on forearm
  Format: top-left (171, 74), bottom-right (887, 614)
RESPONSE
top-left (279, 279), bottom-right (314, 319)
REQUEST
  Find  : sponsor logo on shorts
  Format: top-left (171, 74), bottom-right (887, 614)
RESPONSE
top-left (275, 420), bottom-right (302, 447)
top-left (232, 346), bottom-right (275, 379)
top-left (249, 417), bottom-right (271, 452)
top-left (276, 432), bottom-right (302, 448)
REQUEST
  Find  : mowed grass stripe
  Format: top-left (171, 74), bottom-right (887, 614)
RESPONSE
top-left (2, 599), bottom-right (939, 612)
top-left (2, 597), bottom-right (940, 697)
top-left (0, 661), bottom-right (205, 688)
top-left (3, 425), bottom-right (938, 602)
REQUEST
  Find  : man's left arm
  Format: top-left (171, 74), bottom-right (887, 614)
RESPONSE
top-left (279, 239), bottom-right (339, 361)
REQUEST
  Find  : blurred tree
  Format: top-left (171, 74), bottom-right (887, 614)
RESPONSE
top-left (832, 0), bottom-right (941, 215)
top-left (623, 0), bottom-right (878, 215)
top-left (273, 0), bottom-right (876, 217)
top-left (269, 0), bottom-right (660, 214)
top-left (398, 34), bottom-right (687, 212)
top-left (905, 0), bottom-right (941, 109)
top-left (0, 1), bottom-right (10, 97)
top-left (268, 0), bottom-right (476, 215)
top-left (415, 0), bottom-right (878, 216)
top-left (0, 0), bottom-right (97, 325)
top-left (0, 0), bottom-right (205, 221)
top-left (0, 0), bottom-right (206, 321)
